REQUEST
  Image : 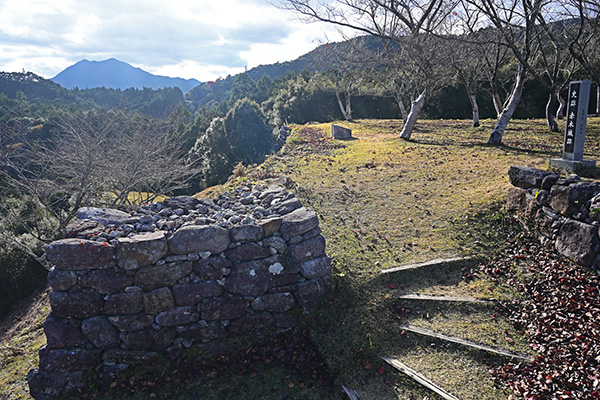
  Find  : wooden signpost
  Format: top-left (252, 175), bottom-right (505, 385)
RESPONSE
top-left (550, 80), bottom-right (596, 171)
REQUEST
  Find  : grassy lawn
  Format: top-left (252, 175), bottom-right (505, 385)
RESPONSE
top-left (2, 117), bottom-right (599, 399)
top-left (0, 288), bottom-right (49, 400)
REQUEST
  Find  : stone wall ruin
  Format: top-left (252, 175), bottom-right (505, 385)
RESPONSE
top-left (507, 165), bottom-right (600, 273)
top-left (28, 182), bottom-right (331, 399)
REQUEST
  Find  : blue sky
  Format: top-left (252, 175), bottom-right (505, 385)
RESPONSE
top-left (0, 0), bottom-right (346, 81)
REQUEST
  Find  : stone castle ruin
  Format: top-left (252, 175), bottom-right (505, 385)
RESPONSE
top-left (508, 166), bottom-right (600, 273)
top-left (28, 182), bottom-right (331, 399)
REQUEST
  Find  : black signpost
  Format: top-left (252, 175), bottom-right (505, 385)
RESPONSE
top-left (550, 80), bottom-right (595, 171)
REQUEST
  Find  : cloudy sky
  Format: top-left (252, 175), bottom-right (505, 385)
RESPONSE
top-left (0, 0), bottom-right (348, 81)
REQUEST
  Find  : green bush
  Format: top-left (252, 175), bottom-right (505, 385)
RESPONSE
top-left (190, 98), bottom-right (274, 187)
top-left (0, 236), bottom-right (47, 319)
top-left (225, 98), bottom-right (274, 165)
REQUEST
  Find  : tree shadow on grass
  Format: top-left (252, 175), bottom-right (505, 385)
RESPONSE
top-left (405, 136), bottom-right (559, 157)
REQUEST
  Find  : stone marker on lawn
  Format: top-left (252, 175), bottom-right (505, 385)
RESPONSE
top-left (332, 124), bottom-right (352, 139)
top-left (550, 80), bottom-right (596, 171)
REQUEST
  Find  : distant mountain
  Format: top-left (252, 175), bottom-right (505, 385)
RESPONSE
top-left (51, 58), bottom-right (201, 93)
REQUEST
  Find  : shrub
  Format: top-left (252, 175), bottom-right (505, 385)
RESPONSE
top-left (190, 99), bottom-right (274, 187)
top-left (0, 235), bottom-right (47, 319)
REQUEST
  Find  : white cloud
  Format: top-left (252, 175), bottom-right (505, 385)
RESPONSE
top-left (142, 60), bottom-right (244, 82)
top-left (240, 22), bottom-right (345, 69)
top-left (0, 0), bottom-right (355, 80)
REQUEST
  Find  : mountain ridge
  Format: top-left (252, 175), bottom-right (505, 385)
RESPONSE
top-left (51, 58), bottom-right (201, 93)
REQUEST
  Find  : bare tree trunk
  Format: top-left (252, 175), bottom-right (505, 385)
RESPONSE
top-left (468, 93), bottom-right (480, 127)
top-left (597, 85), bottom-right (600, 115)
top-left (335, 90), bottom-right (352, 121)
top-left (488, 64), bottom-right (526, 145)
top-left (490, 81), bottom-right (503, 118)
top-left (397, 98), bottom-right (408, 121)
top-left (546, 88), bottom-right (560, 132)
top-left (400, 90), bottom-right (426, 140)
top-left (345, 91), bottom-right (352, 121)
top-left (557, 93), bottom-right (566, 119)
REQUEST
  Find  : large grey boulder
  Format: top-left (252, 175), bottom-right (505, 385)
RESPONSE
top-left (228, 313), bottom-right (273, 334)
top-left (176, 321), bottom-right (225, 342)
top-left (77, 207), bottom-right (130, 226)
top-left (294, 276), bottom-right (331, 308)
top-left (134, 261), bottom-right (192, 290)
top-left (258, 217), bottom-right (282, 237)
top-left (79, 268), bottom-right (133, 294)
top-left (81, 316), bottom-right (120, 349)
top-left (44, 315), bottom-right (89, 349)
top-left (49, 290), bottom-right (103, 319)
top-left (108, 314), bottom-right (154, 332)
top-left (251, 292), bottom-right (296, 313)
top-left (167, 225), bottom-right (230, 254)
top-left (155, 306), bottom-right (200, 327)
top-left (555, 219), bottom-right (599, 266)
top-left (38, 347), bottom-right (102, 372)
top-left (200, 298), bottom-right (249, 321)
top-left (28, 369), bottom-right (84, 400)
top-left (224, 258), bottom-right (270, 296)
top-left (550, 182), bottom-right (600, 217)
top-left (172, 281), bottom-right (223, 306)
top-left (102, 349), bottom-right (159, 364)
top-left (279, 207), bottom-right (319, 241)
top-left (300, 255), bottom-right (332, 279)
top-left (163, 196), bottom-right (200, 211)
top-left (230, 224), bottom-right (265, 242)
top-left (122, 327), bottom-right (177, 351)
top-left (590, 193), bottom-right (600, 220)
top-left (508, 166), bottom-right (555, 189)
top-left (143, 287), bottom-right (175, 315)
top-left (225, 243), bottom-right (271, 263)
top-left (506, 187), bottom-right (528, 213)
top-left (47, 268), bottom-right (77, 291)
top-left (288, 235), bottom-right (326, 263)
top-left (104, 292), bottom-right (144, 315)
top-left (117, 232), bottom-right (168, 270)
top-left (65, 219), bottom-right (104, 238)
top-left (46, 239), bottom-right (115, 270)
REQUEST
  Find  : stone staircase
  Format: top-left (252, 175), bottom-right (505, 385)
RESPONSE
top-left (342, 257), bottom-right (532, 400)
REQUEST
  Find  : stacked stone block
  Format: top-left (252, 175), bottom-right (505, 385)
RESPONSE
top-left (28, 183), bottom-right (331, 399)
top-left (507, 165), bottom-right (600, 272)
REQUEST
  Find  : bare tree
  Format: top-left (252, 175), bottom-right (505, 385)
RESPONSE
top-left (447, 8), bottom-right (515, 119)
top-left (561, 0), bottom-right (600, 114)
top-left (460, 0), bottom-right (591, 141)
top-left (107, 115), bottom-right (198, 207)
top-left (457, 0), bottom-right (553, 144)
top-left (393, 34), bottom-right (452, 139)
top-left (0, 110), bottom-right (199, 242)
top-left (277, 0), bottom-right (455, 140)
top-left (0, 117), bottom-right (108, 241)
top-left (317, 54), bottom-right (362, 121)
top-left (480, 31), bottom-right (515, 118)
top-left (444, 35), bottom-right (488, 127)
top-left (370, 66), bottom-right (411, 121)
top-left (532, 20), bottom-right (579, 131)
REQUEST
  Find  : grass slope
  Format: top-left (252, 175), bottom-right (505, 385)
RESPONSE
top-left (2, 117), bottom-right (599, 399)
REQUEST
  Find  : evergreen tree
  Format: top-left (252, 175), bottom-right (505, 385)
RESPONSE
top-left (230, 73), bottom-right (256, 104)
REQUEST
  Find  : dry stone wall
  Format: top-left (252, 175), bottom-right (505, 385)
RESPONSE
top-left (507, 166), bottom-right (600, 273)
top-left (28, 182), bottom-right (331, 400)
